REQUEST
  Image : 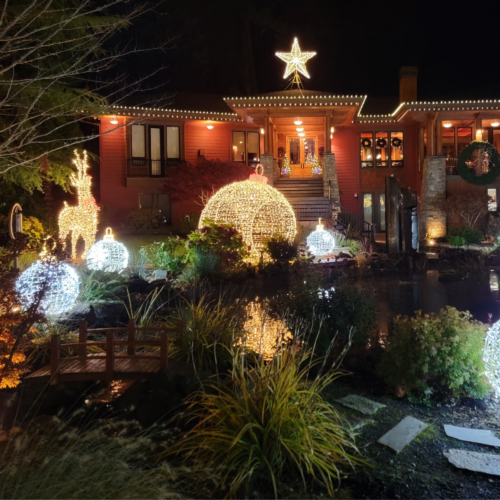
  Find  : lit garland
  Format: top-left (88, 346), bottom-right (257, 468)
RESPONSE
top-left (483, 320), bottom-right (500, 396)
top-left (239, 300), bottom-right (293, 360)
top-left (16, 243), bottom-right (79, 316)
top-left (86, 228), bottom-right (129, 272)
top-left (59, 150), bottom-right (99, 259)
top-left (282, 154), bottom-right (292, 176)
top-left (306, 218), bottom-right (335, 255)
top-left (199, 165), bottom-right (297, 257)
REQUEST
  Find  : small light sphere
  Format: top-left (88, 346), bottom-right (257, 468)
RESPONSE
top-left (87, 229), bottom-right (129, 272)
top-left (484, 320), bottom-right (500, 396)
top-left (307, 228), bottom-right (335, 255)
top-left (16, 260), bottom-right (80, 315)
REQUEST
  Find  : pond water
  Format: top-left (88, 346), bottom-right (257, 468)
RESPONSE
top-left (362, 270), bottom-right (500, 334)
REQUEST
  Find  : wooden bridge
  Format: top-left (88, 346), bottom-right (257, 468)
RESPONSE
top-left (26, 319), bottom-right (183, 385)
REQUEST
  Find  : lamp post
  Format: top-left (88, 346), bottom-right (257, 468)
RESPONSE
top-left (9, 203), bottom-right (22, 270)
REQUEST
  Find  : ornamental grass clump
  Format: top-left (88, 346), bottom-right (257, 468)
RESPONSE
top-left (378, 306), bottom-right (490, 400)
top-left (168, 346), bottom-right (363, 498)
top-left (0, 418), bottom-right (183, 499)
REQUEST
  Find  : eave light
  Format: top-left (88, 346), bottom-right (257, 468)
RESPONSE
top-left (110, 115), bottom-right (118, 125)
top-left (294, 118), bottom-right (303, 125)
top-left (443, 121), bottom-right (452, 128)
top-left (298, 132), bottom-right (305, 137)
top-left (492, 120), bottom-right (500, 127)
top-left (207, 121), bottom-right (214, 129)
top-left (296, 127), bottom-right (304, 132)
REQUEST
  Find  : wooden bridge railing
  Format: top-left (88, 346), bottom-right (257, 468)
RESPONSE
top-left (50, 318), bottom-right (183, 385)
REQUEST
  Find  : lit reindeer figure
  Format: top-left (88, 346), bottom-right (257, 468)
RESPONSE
top-left (59, 150), bottom-right (99, 259)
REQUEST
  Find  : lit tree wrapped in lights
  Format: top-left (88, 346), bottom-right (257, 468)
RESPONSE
top-left (484, 320), bottom-right (500, 396)
top-left (281, 154), bottom-right (292, 176)
top-left (310, 154), bottom-right (322, 175)
top-left (59, 151), bottom-right (99, 259)
top-left (199, 165), bottom-right (296, 257)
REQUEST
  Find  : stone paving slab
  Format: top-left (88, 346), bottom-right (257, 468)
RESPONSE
top-left (350, 417), bottom-right (374, 430)
top-left (444, 425), bottom-right (500, 447)
top-left (335, 394), bottom-right (386, 416)
top-left (377, 416), bottom-right (428, 453)
top-left (444, 449), bottom-right (500, 476)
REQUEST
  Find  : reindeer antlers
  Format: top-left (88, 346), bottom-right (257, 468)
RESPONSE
top-left (71, 150), bottom-right (90, 184)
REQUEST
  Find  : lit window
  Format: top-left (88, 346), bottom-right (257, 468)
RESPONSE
top-left (375, 132), bottom-right (388, 168)
top-left (379, 193), bottom-right (386, 231)
top-left (131, 125), bottom-right (146, 158)
top-left (167, 127), bottom-right (180, 161)
top-left (360, 132), bottom-right (373, 168)
top-left (390, 132), bottom-right (404, 167)
top-left (232, 131), bottom-right (245, 162)
top-left (247, 132), bottom-right (260, 168)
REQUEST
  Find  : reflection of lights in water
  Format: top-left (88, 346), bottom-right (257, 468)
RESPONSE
top-left (484, 320), bottom-right (500, 396)
top-left (490, 270), bottom-right (499, 292)
top-left (239, 300), bottom-right (293, 360)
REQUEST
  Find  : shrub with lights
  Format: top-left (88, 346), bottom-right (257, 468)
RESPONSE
top-left (16, 243), bottom-right (79, 316)
top-left (484, 320), bottom-right (500, 396)
top-left (86, 228), bottom-right (129, 272)
top-left (306, 218), bottom-right (335, 255)
top-left (198, 165), bottom-right (296, 258)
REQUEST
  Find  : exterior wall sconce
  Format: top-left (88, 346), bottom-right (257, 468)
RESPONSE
top-left (330, 126), bottom-right (334, 133)
top-left (260, 128), bottom-right (265, 134)
top-left (207, 121), bottom-right (214, 129)
top-left (294, 118), bottom-right (303, 125)
top-left (443, 121), bottom-right (452, 128)
top-left (476, 129), bottom-right (484, 140)
top-left (110, 115), bottom-right (118, 125)
top-left (492, 121), bottom-right (500, 127)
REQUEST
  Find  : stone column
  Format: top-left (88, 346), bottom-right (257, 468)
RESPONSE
top-left (419, 156), bottom-right (446, 243)
top-left (385, 176), bottom-right (400, 253)
top-left (322, 153), bottom-right (339, 202)
top-left (260, 153), bottom-right (274, 187)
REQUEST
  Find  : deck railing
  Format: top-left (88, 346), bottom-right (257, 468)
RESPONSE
top-left (50, 319), bottom-right (183, 384)
top-left (127, 159), bottom-right (182, 177)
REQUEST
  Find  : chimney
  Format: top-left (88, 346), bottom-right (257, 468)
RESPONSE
top-left (399, 66), bottom-right (418, 103)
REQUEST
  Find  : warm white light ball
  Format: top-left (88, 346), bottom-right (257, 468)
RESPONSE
top-left (307, 226), bottom-right (335, 255)
top-left (87, 230), bottom-right (129, 273)
top-left (16, 260), bottom-right (80, 315)
top-left (484, 320), bottom-right (500, 396)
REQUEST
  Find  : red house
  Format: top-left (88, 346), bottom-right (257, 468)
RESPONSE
top-left (98, 64), bottom-right (500, 246)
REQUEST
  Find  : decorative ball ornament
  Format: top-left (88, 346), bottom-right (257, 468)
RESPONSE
top-left (483, 320), bottom-right (500, 396)
top-left (199, 165), bottom-right (297, 257)
top-left (306, 218), bottom-right (335, 255)
top-left (16, 244), bottom-right (79, 316)
top-left (86, 228), bottom-right (129, 272)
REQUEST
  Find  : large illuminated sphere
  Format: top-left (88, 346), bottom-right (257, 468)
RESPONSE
top-left (307, 226), bottom-right (335, 255)
top-left (484, 320), bottom-right (500, 396)
top-left (86, 228), bottom-right (128, 272)
top-left (16, 260), bottom-right (80, 315)
top-left (199, 167), bottom-right (296, 255)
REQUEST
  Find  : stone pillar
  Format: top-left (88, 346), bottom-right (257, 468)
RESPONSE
top-left (385, 176), bottom-right (400, 253)
top-left (260, 153), bottom-right (274, 186)
top-left (419, 156), bottom-right (446, 243)
top-left (322, 153), bottom-right (339, 202)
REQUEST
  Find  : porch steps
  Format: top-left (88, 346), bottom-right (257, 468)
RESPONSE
top-left (274, 178), bottom-right (330, 221)
top-left (274, 178), bottom-right (324, 198)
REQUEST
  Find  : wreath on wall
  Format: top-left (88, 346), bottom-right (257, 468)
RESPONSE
top-left (457, 140), bottom-right (500, 185)
top-left (361, 138), bottom-right (372, 148)
top-left (376, 138), bottom-right (387, 149)
top-left (391, 137), bottom-right (402, 148)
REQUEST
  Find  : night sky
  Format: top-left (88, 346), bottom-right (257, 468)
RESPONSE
top-left (120, 0), bottom-right (500, 113)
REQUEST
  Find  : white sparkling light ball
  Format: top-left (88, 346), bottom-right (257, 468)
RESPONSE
top-left (16, 260), bottom-right (80, 315)
top-left (484, 320), bottom-right (500, 396)
top-left (307, 229), bottom-right (335, 255)
top-left (86, 239), bottom-right (129, 272)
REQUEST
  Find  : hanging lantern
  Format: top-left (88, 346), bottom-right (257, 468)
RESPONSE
top-left (306, 218), bottom-right (335, 255)
top-left (16, 243), bottom-right (79, 316)
top-left (199, 164), bottom-right (296, 257)
top-left (86, 227), bottom-right (129, 272)
top-left (484, 320), bottom-right (500, 396)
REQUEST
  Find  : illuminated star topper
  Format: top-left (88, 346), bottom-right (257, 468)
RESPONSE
top-left (276, 37), bottom-right (316, 80)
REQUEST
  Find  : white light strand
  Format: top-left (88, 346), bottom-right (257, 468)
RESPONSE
top-left (86, 228), bottom-right (129, 272)
top-left (306, 219), bottom-right (335, 255)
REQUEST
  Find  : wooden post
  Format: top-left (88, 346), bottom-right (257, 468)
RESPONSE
top-left (50, 334), bottom-right (60, 385)
top-left (78, 321), bottom-right (87, 359)
top-left (263, 115), bottom-right (270, 154)
top-left (127, 318), bottom-right (136, 356)
top-left (160, 332), bottom-right (168, 370)
top-left (325, 115), bottom-right (332, 154)
top-left (105, 332), bottom-right (115, 384)
top-left (426, 116), bottom-right (435, 156)
top-left (436, 119), bottom-right (443, 156)
top-left (418, 127), bottom-right (425, 172)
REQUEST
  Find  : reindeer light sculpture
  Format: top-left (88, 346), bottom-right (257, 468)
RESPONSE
top-left (59, 150), bottom-right (99, 259)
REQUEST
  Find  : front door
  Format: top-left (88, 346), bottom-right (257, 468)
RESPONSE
top-left (286, 136), bottom-right (319, 177)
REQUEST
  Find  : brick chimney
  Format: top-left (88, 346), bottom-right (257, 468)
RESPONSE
top-left (399, 66), bottom-right (418, 103)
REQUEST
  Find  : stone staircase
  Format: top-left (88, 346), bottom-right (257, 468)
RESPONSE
top-left (274, 178), bottom-right (331, 221)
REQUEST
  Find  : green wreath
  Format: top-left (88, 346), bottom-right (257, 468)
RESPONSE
top-left (457, 140), bottom-right (500, 185)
